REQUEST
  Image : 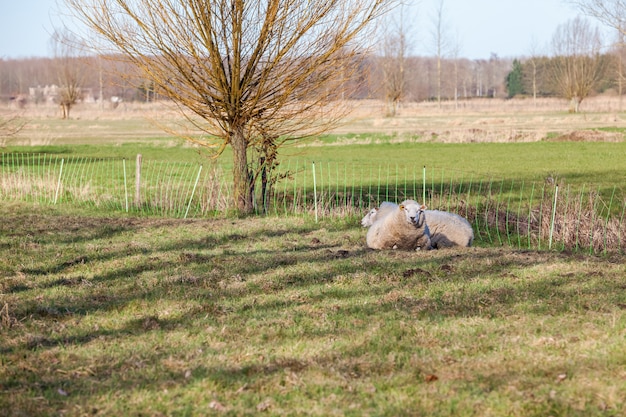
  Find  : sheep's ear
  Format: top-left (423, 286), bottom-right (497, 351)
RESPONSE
top-left (399, 204), bottom-right (405, 210)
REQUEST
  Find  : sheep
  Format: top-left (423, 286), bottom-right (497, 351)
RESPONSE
top-left (362, 204), bottom-right (473, 249)
top-left (360, 201), bottom-right (396, 227)
top-left (365, 199), bottom-right (432, 251)
top-left (361, 207), bottom-right (378, 227)
top-left (423, 210), bottom-right (474, 248)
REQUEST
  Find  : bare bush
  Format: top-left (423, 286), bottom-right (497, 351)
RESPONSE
top-left (0, 114), bottom-right (26, 147)
top-left (455, 185), bottom-right (625, 254)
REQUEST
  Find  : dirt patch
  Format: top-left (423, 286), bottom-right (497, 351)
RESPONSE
top-left (547, 130), bottom-right (623, 142)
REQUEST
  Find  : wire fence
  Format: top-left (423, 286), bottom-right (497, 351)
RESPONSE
top-left (2, 152), bottom-right (625, 254)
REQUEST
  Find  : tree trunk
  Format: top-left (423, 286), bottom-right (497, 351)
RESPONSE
top-left (260, 156), bottom-right (268, 214)
top-left (532, 62), bottom-right (537, 108)
top-left (231, 126), bottom-right (254, 214)
top-left (387, 100), bottom-right (397, 117)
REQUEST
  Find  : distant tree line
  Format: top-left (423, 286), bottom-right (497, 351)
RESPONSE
top-left (0, 54), bottom-right (514, 104)
top-left (4, 51), bottom-right (626, 111)
top-left (504, 53), bottom-right (621, 98)
top-left (504, 17), bottom-right (626, 114)
top-left (4, 48), bottom-right (626, 112)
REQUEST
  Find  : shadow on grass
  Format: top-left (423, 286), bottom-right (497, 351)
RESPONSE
top-left (2, 204), bottom-right (626, 415)
top-left (5, 244), bottom-right (621, 353)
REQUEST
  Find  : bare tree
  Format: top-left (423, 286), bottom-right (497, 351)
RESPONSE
top-left (526, 37), bottom-right (544, 107)
top-left (380, 4), bottom-right (410, 116)
top-left (568, 0), bottom-right (626, 34)
top-left (487, 53), bottom-right (503, 97)
top-left (63, 0), bottom-right (391, 214)
top-left (570, 0), bottom-right (626, 109)
top-left (50, 30), bottom-right (86, 119)
top-left (551, 17), bottom-right (606, 112)
top-left (450, 31), bottom-right (462, 109)
top-left (473, 59), bottom-right (485, 97)
top-left (430, 0), bottom-right (449, 107)
top-left (613, 30), bottom-right (626, 109)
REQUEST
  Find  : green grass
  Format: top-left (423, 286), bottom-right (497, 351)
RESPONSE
top-left (597, 126), bottom-right (626, 138)
top-left (3, 105), bottom-right (626, 414)
top-left (3, 139), bottom-right (626, 250)
top-left (4, 114), bottom-right (626, 253)
top-left (7, 105), bottom-right (626, 190)
top-left (287, 139), bottom-right (626, 188)
top-left (3, 142), bottom-right (204, 162)
top-left (1, 202), bottom-right (626, 416)
top-left (6, 136), bottom-right (626, 189)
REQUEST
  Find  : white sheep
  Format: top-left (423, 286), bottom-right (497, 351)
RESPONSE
top-left (365, 199), bottom-right (432, 251)
top-left (423, 209), bottom-right (474, 248)
top-left (362, 204), bottom-right (473, 249)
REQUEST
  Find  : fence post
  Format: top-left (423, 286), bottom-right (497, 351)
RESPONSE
top-left (549, 185), bottom-right (558, 250)
top-left (422, 166), bottom-right (426, 205)
top-left (54, 158), bottom-right (64, 204)
top-left (184, 165), bottom-right (203, 219)
top-left (603, 186), bottom-right (617, 254)
top-left (135, 154), bottom-right (142, 207)
top-left (123, 158), bottom-right (129, 212)
top-left (312, 162), bottom-right (318, 223)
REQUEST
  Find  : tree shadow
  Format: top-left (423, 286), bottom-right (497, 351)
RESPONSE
top-left (2, 208), bottom-right (625, 415)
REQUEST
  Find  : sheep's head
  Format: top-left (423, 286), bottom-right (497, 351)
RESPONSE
top-left (399, 200), bottom-right (427, 228)
top-left (361, 207), bottom-right (378, 227)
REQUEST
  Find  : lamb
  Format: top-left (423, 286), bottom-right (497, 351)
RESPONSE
top-left (365, 199), bottom-right (432, 251)
top-left (360, 201), bottom-right (396, 227)
top-left (362, 203), bottom-right (473, 249)
top-left (360, 207), bottom-right (378, 227)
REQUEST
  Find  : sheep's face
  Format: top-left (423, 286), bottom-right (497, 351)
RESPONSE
top-left (361, 207), bottom-right (378, 227)
top-left (399, 201), bottom-right (427, 228)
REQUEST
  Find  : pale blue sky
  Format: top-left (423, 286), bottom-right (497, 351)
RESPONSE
top-left (412, 0), bottom-right (583, 58)
top-left (0, 0), bottom-right (586, 60)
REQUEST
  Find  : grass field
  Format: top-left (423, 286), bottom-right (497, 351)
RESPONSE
top-left (2, 98), bottom-right (626, 415)
top-left (1, 201), bottom-right (626, 416)
top-left (4, 97), bottom-right (626, 190)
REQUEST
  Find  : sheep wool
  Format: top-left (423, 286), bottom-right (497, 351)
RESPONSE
top-left (365, 200), bottom-right (431, 250)
top-left (424, 210), bottom-right (474, 248)
top-left (362, 205), bottom-right (474, 249)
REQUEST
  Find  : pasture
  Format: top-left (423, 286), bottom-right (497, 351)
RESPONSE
top-left (5, 97), bottom-right (626, 189)
top-left (1, 98), bottom-right (626, 415)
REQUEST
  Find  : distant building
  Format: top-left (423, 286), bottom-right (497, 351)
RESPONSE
top-left (28, 85), bottom-right (94, 105)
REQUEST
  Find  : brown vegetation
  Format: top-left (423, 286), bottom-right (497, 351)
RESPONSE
top-left (4, 96), bottom-right (626, 147)
top-left (62, 0), bottom-right (391, 214)
top-left (439, 183), bottom-right (625, 254)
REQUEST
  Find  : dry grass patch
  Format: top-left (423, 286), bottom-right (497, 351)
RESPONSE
top-left (5, 97), bottom-right (626, 146)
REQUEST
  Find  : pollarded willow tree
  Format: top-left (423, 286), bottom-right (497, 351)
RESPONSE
top-left (63, 0), bottom-right (392, 214)
top-left (50, 29), bottom-right (87, 119)
top-left (380, 4), bottom-right (409, 117)
top-left (551, 17), bottom-right (607, 113)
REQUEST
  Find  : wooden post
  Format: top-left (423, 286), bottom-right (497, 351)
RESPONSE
top-left (135, 154), bottom-right (142, 207)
